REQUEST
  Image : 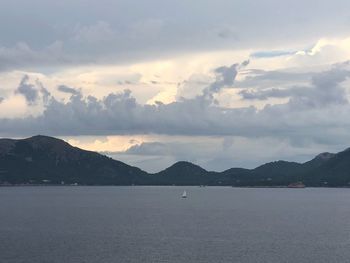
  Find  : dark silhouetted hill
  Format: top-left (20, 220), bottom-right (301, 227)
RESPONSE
top-left (1, 135), bottom-right (350, 186)
top-left (0, 135), bottom-right (148, 185)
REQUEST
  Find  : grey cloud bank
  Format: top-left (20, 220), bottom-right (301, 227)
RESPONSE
top-left (14, 75), bottom-right (51, 105)
top-left (1, 1), bottom-right (350, 71)
top-left (1, 64), bottom-right (350, 150)
top-left (239, 67), bottom-right (350, 105)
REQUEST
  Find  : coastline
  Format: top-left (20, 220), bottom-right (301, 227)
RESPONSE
top-left (1, 184), bottom-right (349, 188)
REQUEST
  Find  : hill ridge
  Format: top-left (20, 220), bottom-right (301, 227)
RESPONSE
top-left (1, 135), bottom-right (350, 186)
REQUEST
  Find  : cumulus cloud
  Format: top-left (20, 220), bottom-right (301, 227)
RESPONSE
top-left (239, 66), bottom-right (350, 108)
top-left (14, 75), bottom-right (51, 106)
top-left (0, 63), bottom-right (349, 151)
top-left (178, 60), bottom-right (249, 100)
top-left (204, 60), bottom-right (249, 96)
top-left (176, 74), bottom-right (212, 100)
top-left (177, 60), bottom-right (249, 99)
top-left (15, 75), bottom-right (40, 105)
top-left (291, 67), bottom-right (349, 107)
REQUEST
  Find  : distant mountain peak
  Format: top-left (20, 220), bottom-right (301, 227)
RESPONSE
top-left (28, 134), bottom-right (53, 139)
top-left (166, 161), bottom-right (207, 171)
top-left (25, 135), bottom-right (67, 144)
top-left (172, 161), bottom-right (201, 166)
top-left (314, 152), bottom-right (335, 161)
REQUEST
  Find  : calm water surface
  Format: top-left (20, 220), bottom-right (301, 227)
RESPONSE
top-left (1, 186), bottom-right (350, 263)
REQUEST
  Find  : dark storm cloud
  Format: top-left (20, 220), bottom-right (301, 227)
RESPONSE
top-left (57, 85), bottom-right (81, 96)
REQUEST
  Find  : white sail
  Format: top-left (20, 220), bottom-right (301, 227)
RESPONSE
top-left (182, 190), bottom-right (187, 198)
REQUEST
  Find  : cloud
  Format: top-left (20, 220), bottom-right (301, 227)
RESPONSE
top-left (239, 65), bottom-right (350, 108)
top-left (73, 21), bottom-right (116, 44)
top-left (57, 85), bottom-right (81, 96)
top-left (293, 67), bottom-right (349, 107)
top-left (1, 1), bottom-right (350, 72)
top-left (251, 50), bottom-right (296, 58)
top-left (176, 74), bottom-right (212, 100)
top-left (0, 63), bottom-right (349, 152)
top-left (15, 75), bottom-right (40, 105)
top-left (237, 69), bottom-right (312, 89)
top-left (128, 19), bottom-right (164, 39)
top-left (0, 41), bottom-right (67, 72)
top-left (216, 27), bottom-right (237, 39)
top-left (176, 61), bottom-right (249, 100)
top-left (14, 75), bottom-right (51, 106)
top-left (239, 88), bottom-right (295, 100)
top-left (0, 97), bottom-right (4, 103)
top-left (125, 142), bottom-right (170, 155)
top-left (204, 63), bottom-right (239, 95)
top-left (178, 60), bottom-right (249, 101)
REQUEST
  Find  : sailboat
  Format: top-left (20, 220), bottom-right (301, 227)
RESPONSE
top-left (182, 190), bottom-right (187, 198)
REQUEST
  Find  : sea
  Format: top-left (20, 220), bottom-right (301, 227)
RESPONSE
top-left (1, 186), bottom-right (350, 263)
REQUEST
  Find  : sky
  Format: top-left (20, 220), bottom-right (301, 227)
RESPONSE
top-left (1, 0), bottom-right (350, 172)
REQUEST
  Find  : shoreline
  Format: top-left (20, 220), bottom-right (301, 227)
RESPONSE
top-left (1, 184), bottom-right (349, 188)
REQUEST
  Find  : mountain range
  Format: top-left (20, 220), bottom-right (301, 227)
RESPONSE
top-left (1, 135), bottom-right (350, 187)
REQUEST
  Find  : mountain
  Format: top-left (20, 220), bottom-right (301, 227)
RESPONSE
top-left (302, 152), bottom-right (336, 170)
top-left (144, 148), bottom-right (350, 186)
top-left (153, 161), bottom-right (213, 185)
top-left (0, 135), bottom-right (149, 185)
top-left (1, 135), bottom-right (350, 186)
top-left (302, 149), bottom-right (350, 186)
